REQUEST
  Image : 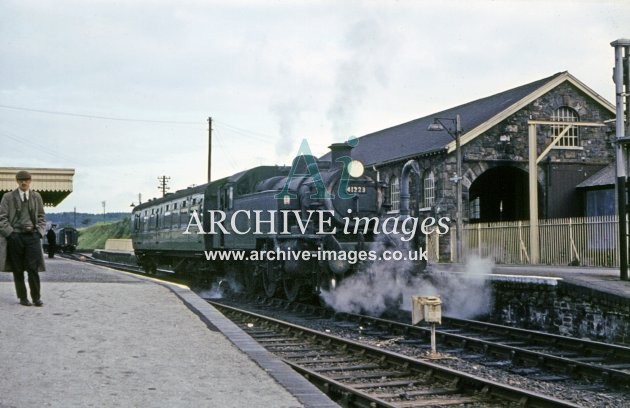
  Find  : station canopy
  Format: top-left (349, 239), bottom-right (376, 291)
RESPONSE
top-left (0, 167), bottom-right (75, 207)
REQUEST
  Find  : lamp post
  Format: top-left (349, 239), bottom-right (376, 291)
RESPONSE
top-left (428, 114), bottom-right (463, 263)
top-left (611, 38), bottom-right (630, 281)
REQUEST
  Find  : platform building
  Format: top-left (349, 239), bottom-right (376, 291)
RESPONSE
top-left (0, 167), bottom-right (75, 206)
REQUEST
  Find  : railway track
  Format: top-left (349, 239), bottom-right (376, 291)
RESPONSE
top-left (63, 256), bottom-right (628, 405)
top-left (209, 300), bottom-right (580, 407)
top-left (61, 253), bottom-right (191, 284)
top-left (336, 311), bottom-right (630, 390)
top-left (218, 296), bottom-right (630, 392)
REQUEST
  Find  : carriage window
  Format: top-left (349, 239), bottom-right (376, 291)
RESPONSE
top-left (551, 107), bottom-right (579, 147)
top-left (220, 186), bottom-right (234, 210)
top-left (172, 210), bottom-right (179, 228)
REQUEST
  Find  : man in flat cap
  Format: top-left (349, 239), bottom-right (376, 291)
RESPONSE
top-left (0, 170), bottom-right (47, 306)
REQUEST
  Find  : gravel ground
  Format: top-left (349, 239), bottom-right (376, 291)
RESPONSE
top-left (217, 298), bottom-right (630, 408)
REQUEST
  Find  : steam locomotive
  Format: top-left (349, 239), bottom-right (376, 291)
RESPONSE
top-left (131, 143), bottom-right (407, 301)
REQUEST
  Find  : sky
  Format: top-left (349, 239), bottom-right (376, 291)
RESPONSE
top-left (1, 0), bottom-right (628, 213)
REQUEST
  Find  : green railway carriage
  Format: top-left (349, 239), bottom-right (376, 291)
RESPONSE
top-left (131, 143), bottom-right (392, 301)
top-left (131, 183), bottom-right (209, 273)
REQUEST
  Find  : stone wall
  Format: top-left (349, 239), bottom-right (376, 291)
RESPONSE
top-left (379, 81), bottom-right (616, 260)
top-left (490, 280), bottom-right (630, 344)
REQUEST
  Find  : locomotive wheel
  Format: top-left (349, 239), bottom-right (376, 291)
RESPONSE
top-left (283, 276), bottom-right (301, 303)
top-left (256, 241), bottom-right (282, 298)
top-left (262, 261), bottom-right (282, 298)
top-left (142, 258), bottom-right (158, 275)
top-left (283, 260), bottom-right (317, 303)
top-left (262, 262), bottom-right (282, 298)
top-left (283, 275), bottom-right (312, 303)
top-left (239, 266), bottom-right (260, 295)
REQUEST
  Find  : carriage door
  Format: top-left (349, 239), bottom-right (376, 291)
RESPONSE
top-left (218, 184), bottom-right (234, 247)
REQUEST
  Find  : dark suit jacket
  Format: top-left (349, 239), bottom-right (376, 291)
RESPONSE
top-left (0, 189), bottom-right (47, 272)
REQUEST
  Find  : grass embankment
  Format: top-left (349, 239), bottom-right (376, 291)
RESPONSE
top-left (77, 219), bottom-right (131, 250)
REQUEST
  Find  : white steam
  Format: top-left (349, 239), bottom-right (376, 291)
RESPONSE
top-left (321, 241), bottom-right (493, 320)
top-left (197, 274), bottom-right (244, 300)
top-left (326, 18), bottom-right (396, 140)
top-left (401, 256), bottom-right (494, 319)
top-left (271, 97), bottom-right (304, 157)
top-left (197, 281), bottom-right (225, 299)
top-left (320, 235), bottom-right (415, 316)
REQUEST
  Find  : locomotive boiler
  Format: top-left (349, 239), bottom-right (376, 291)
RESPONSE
top-left (131, 142), bottom-right (389, 301)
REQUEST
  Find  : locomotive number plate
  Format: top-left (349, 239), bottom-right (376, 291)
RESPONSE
top-left (346, 185), bottom-right (367, 194)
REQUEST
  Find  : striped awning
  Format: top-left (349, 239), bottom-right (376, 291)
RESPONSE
top-left (0, 167), bottom-right (75, 206)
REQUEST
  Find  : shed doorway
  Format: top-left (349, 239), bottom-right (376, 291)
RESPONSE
top-left (469, 166), bottom-right (533, 222)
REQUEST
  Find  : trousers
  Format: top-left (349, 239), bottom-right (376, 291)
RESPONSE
top-left (7, 232), bottom-right (41, 301)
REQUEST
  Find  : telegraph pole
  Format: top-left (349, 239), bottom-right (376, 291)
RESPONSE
top-left (208, 116), bottom-right (213, 182)
top-left (158, 176), bottom-right (171, 197)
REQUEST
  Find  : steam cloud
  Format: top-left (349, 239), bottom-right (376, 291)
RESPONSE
top-left (326, 18), bottom-right (395, 140)
top-left (321, 239), bottom-right (493, 319)
top-left (272, 98), bottom-right (303, 157)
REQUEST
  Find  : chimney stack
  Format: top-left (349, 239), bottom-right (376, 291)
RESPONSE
top-left (329, 142), bottom-right (353, 168)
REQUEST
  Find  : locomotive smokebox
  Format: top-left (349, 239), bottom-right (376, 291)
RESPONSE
top-left (329, 142), bottom-right (353, 168)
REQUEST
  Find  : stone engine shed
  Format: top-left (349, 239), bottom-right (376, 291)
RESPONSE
top-left (324, 72), bottom-right (616, 259)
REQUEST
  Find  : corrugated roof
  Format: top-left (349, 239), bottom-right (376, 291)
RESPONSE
top-left (321, 72), bottom-right (568, 166)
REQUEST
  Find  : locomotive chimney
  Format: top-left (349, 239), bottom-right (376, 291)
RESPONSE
top-left (329, 142), bottom-right (353, 168)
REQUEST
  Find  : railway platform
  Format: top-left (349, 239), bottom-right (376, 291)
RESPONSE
top-left (0, 258), bottom-right (337, 408)
top-left (490, 264), bottom-right (630, 299)
top-left (433, 262), bottom-right (630, 300)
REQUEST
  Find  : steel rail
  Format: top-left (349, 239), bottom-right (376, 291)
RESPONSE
top-left (443, 316), bottom-right (630, 360)
top-left (210, 300), bottom-right (580, 408)
top-left (332, 311), bottom-right (630, 388)
top-left (223, 295), bottom-right (629, 390)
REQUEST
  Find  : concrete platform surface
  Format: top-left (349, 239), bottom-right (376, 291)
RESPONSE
top-left (434, 262), bottom-right (630, 299)
top-left (0, 258), bottom-right (337, 408)
top-left (491, 264), bottom-right (630, 299)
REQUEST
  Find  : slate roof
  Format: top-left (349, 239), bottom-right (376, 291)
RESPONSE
top-left (321, 72), bottom-right (569, 166)
top-left (576, 163), bottom-right (615, 188)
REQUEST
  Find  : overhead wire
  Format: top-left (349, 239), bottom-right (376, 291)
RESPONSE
top-left (213, 119), bottom-right (274, 142)
top-left (0, 125), bottom-right (92, 167)
top-left (0, 103), bottom-right (280, 174)
top-left (211, 128), bottom-right (242, 172)
top-left (0, 103), bottom-right (278, 145)
top-left (0, 104), bottom-right (201, 125)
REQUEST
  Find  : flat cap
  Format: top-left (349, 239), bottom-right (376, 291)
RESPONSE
top-left (15, 170), bottom-right (32, 180)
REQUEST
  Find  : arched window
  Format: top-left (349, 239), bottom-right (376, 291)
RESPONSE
top-left (423, 171), bottom-right (435, 208)
top-left (390, 177), bottom-right (400, 212)
top-left (551, 107), bottom-right (579, 147)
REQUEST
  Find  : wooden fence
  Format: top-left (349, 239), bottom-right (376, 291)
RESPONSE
top-left (451, 216), bottom-right (619, 267)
